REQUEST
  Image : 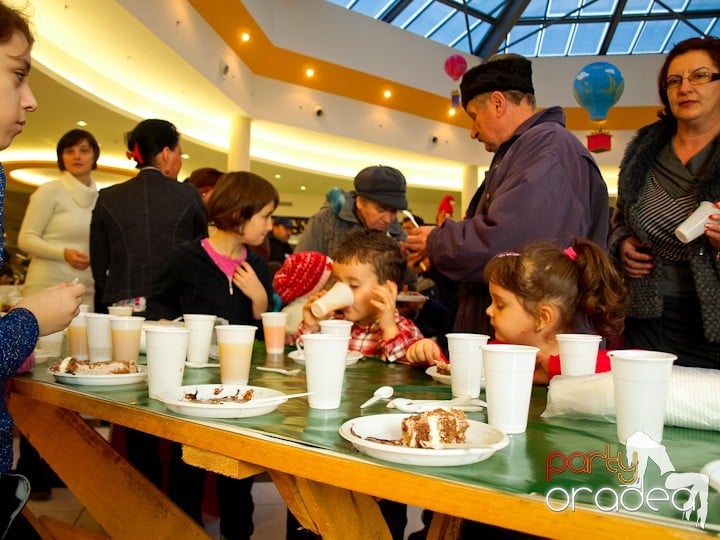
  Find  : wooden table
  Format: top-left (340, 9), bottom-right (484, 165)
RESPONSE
top-left (9, 346), bottom-right (719, 539)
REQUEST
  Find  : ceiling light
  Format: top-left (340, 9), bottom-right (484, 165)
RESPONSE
top-left (240, 32), bottom-right (250, 42)
top-left (181, 153), bottom-right (190, 159)
top-left (300, 185), bottom-right (306, 191)
top-left (305, 68), bottom-right (315, 78)
top-left (383, 90), bottom-right (392, 99)
top-left (274, 174), bottom-right (281, 179)
top-left (76, 120), bottom-right (87, 127)
top-left (448, 108), bottom-right (457, 117)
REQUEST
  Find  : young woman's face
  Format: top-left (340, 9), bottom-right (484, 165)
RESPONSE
top-left (62, 139), bottom-right (95, 179)
top-left (238, 201), bottom-right (274, 246)
top-left (332, 259), bottom-right (380, 325)
top-left (486, 282), bottom-right (538, 345)
top-left (0, 31), bottom-right (37, 151)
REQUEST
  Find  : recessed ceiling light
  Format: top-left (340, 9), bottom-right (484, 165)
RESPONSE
top-left (240, 32), bottom-right (250, 42)
top-left (274, 174), bottom-right (281, 179)
top-left (383, 90), bottom-right (392, 99)
top-left (76, 120), bottom-right (87, 126)
top-left (448, 108), bottom-right (457, 116)
top-left (305, 68), bottom-right (315, 78)
top-left (300, 185), bottom-right (306, 191)
top-left (181, 153), bottom-right (190, 159)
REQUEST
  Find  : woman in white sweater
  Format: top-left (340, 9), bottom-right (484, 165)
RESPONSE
top-left (18, 129), bottom-right (99, 307)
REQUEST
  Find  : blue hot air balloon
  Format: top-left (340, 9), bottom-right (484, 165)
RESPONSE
top-left (573, 62), bottom-right (624, 123)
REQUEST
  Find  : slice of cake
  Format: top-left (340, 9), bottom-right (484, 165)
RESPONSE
top-left (51, 357), bottom-right (134, 375)
top-left (401, 408), bottom-right (469, 449)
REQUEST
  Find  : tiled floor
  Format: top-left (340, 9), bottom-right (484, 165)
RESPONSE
top-left (14, 437), bottom-right (424, 539)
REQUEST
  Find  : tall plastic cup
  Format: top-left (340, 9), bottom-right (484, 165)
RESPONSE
top-left (260, 312), bottom-right (288, 355)
top-left (310, 283), bottom-right (353, 318)
top-left (447, 333), bottom-right (490, 398)
top-left (144, 324), bottom-right (190, 399)
top-left (556, 334), bottom-right (601, 376)
top-left (183, 314), bottom-right (217, 365)
top-left (215, 325), bottom-right (257, 385)
top-left (299, 334), bottom-right (350, 409)
top-left (84, 313), bottom-right (112, 362)
top-left (110, 316), bottom-right (144, 367)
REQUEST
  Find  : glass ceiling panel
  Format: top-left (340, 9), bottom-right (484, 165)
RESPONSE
top-left (326, 0), bottom-right (720, 57)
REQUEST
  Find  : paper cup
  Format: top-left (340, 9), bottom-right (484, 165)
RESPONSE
top-left (108, 305), bottom-right (133, 317)
top-left (310, 282), bottom-right (353, 318)
top-left (215, 325), bottom-right (257, 385)
top-left (144, 325), bottom-right (190, 399)
top-left (319, 319), bottom-right (353, 337)
top-left (556, 334), bottom-right (601, 376)
top-left (183, 314), bottom-right (218, 364)
top-left (67, 312), bottom-right (88, 360)
top-left (675, 201), bottom-right (720, 243)
top-left (609, 350), bottom-right (676, 445)
top-left (37, 330), bottom-right (65, 357)
top-left (299, 333), bottom-right (349, 409)
top-left (482, 344), bottom-right (538, 434)
top-left (84, 313), bottom-right (112, 362)
top-left (447, 333), bottom-right (490, 398)
top-left (110, 316), bottom-right (144, 365)
top-left (260, 312), bottom-right (287, 355)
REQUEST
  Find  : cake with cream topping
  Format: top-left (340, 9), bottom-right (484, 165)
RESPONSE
top-left (401, 408), bottom-right (469, 449)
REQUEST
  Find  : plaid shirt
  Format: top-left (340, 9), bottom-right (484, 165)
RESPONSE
top-left (294, 311), bottom-right (423, 364)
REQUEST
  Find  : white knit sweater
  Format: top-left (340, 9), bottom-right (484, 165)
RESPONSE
top-left (18, 171), bottom-right (98, 306)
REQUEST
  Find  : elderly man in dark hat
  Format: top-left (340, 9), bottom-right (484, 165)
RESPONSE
top-left (269, 217), bottom-right (295, 264)
top-left (405, 53), bottom-right (609, 356)
top-left (295, 165), bottom-right (408, 256)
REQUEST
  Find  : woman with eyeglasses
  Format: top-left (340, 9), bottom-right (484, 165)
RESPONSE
top-left (610, 36), bottom-right (720, 370)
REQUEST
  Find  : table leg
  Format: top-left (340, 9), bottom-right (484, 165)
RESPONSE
top-left (427, 512), bottom-right (462, 540)
top-left (269, 470), bottom-right (392, 540)
top-left (9, 393), bottom-right (209, 539)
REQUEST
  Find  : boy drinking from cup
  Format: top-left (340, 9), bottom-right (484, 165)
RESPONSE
top-left (294, 230), bottom-right (424, 364)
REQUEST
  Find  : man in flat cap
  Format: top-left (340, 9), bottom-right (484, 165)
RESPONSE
top-left (296, 165), bottom-right (408, 256)
top-left (405, 53), bottom-right (609, 353)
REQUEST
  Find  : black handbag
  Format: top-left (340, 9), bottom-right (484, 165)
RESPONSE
top-left (0, 473), bottom-right (30, 539)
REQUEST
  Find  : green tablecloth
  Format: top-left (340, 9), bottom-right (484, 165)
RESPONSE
top-left (28, 342), bottom-right (720, 533)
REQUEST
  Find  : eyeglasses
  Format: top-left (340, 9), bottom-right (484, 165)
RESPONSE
top-left (665, 71), bottom-right (720, 90)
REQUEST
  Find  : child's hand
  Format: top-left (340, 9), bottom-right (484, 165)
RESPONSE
top-left (371, 280), bottom-right (398, 339)
top-left (534, 351), bottom-right (551, 385)
top-left (233, 262), bottom-right (267, 316)
top-left (300, 290), bottom-right (326, 331)
top-left (406, 338), bottom-right (442, 365)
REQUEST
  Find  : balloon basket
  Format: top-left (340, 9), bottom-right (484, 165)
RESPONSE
top-left (587, 130), bottom-right (612, 153)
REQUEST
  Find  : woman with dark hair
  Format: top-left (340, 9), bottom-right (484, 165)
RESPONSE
top-left (90, 118), bottom-right (207, 314)
top-left (18, 129), bottom-right (99, 307)
top-left (610, 36), bottom-right (720, 369)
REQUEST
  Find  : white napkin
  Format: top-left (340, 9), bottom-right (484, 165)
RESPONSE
top-left (542, 365), bottom-right (720, 432)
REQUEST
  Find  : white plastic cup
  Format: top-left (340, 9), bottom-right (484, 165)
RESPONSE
top-left (319, 319), bottom-right (353, 337)
top-left (675, 201), bottom-right (720, 243)
top-left (447, 333), bottom-right (489, 398)
top-left (556, 334), bottom-right (602, 376)
top-left (144, 325), bottom-right (190, 399)
top-left (260, 312), bottom-right (288, 355)
top-left (299, 333), bottom-right (350, 409)
top-left (67, 312), bottom-right (88, 360)
top-left (482, 344), bottom-right (539, 434)
top-left (110, 316), bottom-right (144, 365)
top-left (215, 325), bottom-right (257, 385)
top-left (183, 314), bottom-right (218, 365)
top-left (108, 305), bottom-right (133, 317)
top-left (84, 313), bottom-right (112, 362)
top-left (609, 350), bottom-right (676, 445)
top-left (310, 282), bottom-right (353, 318)
top-left (37, 330), bottom-right (65, 357)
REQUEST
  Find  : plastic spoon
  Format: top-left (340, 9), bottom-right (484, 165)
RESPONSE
top-left (256, 366), bottom-right (301, 376)
top-left (402, 210), bottom-right (420, 228)
top-left (360, 385), bottom-right (394, 408)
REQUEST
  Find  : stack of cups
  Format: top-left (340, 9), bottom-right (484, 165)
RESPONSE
top-left (260, 312), bottom-right (288, 355)
top-left (556, 334), bottom-right (602, 376)
top-left (84, 313), bottom-right (112, 362)
top-left (144, 324), bottom-right (191, 399)
top-left (109, 316), bottom-right (145, 368)
top-left (609, 350), bottom-right (676, 445)
top-left (447, 333), bottom-right (490, 398)
top-left (67, 305), bottom-right (90, 360)
top-left (298, 333), bottom-right (350, 409)
top-left (183, 314), bottom-right (217, 365)
top-left (216, 325), bottom-right (257, 385)
top-left (310, 282), bottom-right (353, 318)
top-left (482, 344), bottom-right (539, 434)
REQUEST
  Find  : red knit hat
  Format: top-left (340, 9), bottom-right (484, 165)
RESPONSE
top-left (273, 251), bottom-right (333, 304)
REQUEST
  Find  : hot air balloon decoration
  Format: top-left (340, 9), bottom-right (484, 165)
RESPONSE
top-left (444, 54), bottom-right (468, 108)
top-left (573, 62), bottom-right (624, 152)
